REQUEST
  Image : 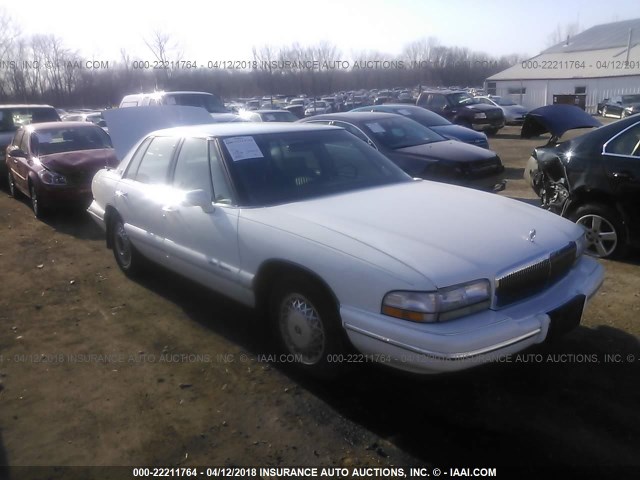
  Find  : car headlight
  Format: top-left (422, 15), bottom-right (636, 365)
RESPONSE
top-left (382, 279), bottom-right (491, 323)
top-left (474, 113), bottom-right (487, 119)
top-left (39, 169), bottom-right (67, 185)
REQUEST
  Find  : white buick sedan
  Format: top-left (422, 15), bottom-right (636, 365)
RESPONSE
top-left (89, 123), bottom-right (604, 375)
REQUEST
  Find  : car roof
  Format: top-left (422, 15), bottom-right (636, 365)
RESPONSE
top-left (302, 112), bottom-right (401, 122)
top-left (29, 121), bottom-right (103, 130)
top-left (149, 122), bottom-right (340, 138)
top-left (0, 104), bottom-right (56, 109)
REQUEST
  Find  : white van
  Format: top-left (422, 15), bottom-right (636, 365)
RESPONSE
top-left (119, 91), bottom-right (227, 114)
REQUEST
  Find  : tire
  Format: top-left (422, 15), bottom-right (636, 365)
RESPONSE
top-left (7, 170), bottom-right (17, 198)
top-left (30, 183), bottom-right (46, 219)
top-left (269, 275), bottom-right (348, 378)
top-left (486, 128), bottom-right (499, 136)
top-left (569, 203), bottom-right (627, 259)
top-left (110, 214), bottom-right (144, 276)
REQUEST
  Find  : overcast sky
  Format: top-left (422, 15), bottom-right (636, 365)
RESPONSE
top-left (4, 0), bottom-right (639, 62)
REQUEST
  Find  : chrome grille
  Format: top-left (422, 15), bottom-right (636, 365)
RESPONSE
top-left (495, 242), bottom-right (577, 307)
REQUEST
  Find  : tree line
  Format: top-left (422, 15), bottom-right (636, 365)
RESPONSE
top-left (0, 10), bottom-right (523, 108)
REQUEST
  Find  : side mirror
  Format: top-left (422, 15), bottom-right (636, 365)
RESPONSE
top-left (183, 189), bottom-right (215, 213)
top-left (97, 120), bottom-right (107, 128)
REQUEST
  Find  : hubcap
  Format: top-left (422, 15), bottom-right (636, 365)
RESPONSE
top-left (577, 214), bottom-right (618, 257)
top-left (279, 294), bottom-right (325, 365)
top-left (114, 221), bottom-right (132, 268)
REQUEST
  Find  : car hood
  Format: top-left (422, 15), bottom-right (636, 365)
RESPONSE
top-left (521, 104), bottom-right (601, 139)
top-left (393, 140), bottom-right (496, 163)
top-left (243, 181), bottom-right (582, 288)
top-left (103, 106), bottom-right (214, 160)
top-left (431, 125), bottom-right (488, 145)
top-left (463, 103), bottom-right (499, 113)
top-left (39, 148), bottom-right (119, 177)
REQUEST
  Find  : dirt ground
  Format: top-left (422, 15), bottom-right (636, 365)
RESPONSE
top-left (0, 125), bottom-right (639, 476)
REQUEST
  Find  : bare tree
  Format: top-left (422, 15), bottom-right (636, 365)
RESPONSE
top-left (144, 29), bottom-right (183, 88)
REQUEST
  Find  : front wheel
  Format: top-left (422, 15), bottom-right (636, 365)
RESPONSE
top-left (486, 128), bottom-right (499, 136)
top-left (269, 276), bottom-right (348, 377)
top-left (30, 183), bottom-right (46, 219)
top-left (7, 171), bottom-right (17, 198)
top-left (570, 203), bottom-right (627, 259)
top-left (110, 214), bottom-right (144, 276)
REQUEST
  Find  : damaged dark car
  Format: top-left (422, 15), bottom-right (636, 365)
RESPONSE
top-left (524, 104), bottom-right (640, 259)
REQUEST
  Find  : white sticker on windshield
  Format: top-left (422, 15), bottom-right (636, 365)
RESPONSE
top-left (223, 136), bottom-right (264, 161)
top-left (397, 109), bottom-right (412, 116)
top-left (365, 122), bottom-right (385, 133)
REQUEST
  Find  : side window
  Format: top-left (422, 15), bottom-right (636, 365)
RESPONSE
top-left (13, 130), bottom-right (24, 149)
top-left (209, 141), bottom-right (233, 204)
top-left (429, 95), bottom-right (446, 109)
top-left (123, 137), bottom-right (152, 179)
top-left (134, 136), bottom-right (178, 184)
top-left (333, 121), bottom-right (372, 144)
top-left (605, 123), bottom-right (640, 157)
top-left (172, 138), bottom-right (212, 197)
top-left (21, 131), bottom-right (31, 153)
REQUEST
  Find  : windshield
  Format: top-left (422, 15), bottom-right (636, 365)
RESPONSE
top-left (622, 94), bottom-right (640, 104)
top-left (221, 130), bottom-right (411, 206)
top-left (360, 116), bottom-right (446, 149)
top-left (32, 126), bottom-right (113, 155)
top-left (493, 96), bottom-right (517, 106)
top-left (308, 102), bottom-right (327, 108)
top-left (449, 92), bottom-right (477, 106)
top-left (165, 93), bottom-right (227, 113)
top-left (0, 108), bottom-right (60, 133)
top-left (260, 111), bottom-right (297, 122)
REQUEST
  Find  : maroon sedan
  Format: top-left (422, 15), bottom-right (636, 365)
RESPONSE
top-left (5, 122), bottom-right (119, 218)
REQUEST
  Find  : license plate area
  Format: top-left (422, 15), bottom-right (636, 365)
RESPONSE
top-left (546, 294), bottom-right (586, 340)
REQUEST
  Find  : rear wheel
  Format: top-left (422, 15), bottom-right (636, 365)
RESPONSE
top-left (110, 214), bottom-right (144, 275)
top-left (269, 276), bottom-right (348, 378)
top-left (570, 203), bottom-right (627, 259)
top-left (486, 127), bottom-right (499, 136)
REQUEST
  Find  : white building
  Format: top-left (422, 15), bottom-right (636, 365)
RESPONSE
top-left (485, 18), bottom-right (640, 113)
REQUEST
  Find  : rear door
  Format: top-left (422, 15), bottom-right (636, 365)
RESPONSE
top-left (114, 136), bottom-right (179, 263)
top-left (602, 121), bottom-right (640, 228)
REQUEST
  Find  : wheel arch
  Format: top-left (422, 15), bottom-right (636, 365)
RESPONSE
top-left (103, 205), bottom-right (119, 249)
top-left (253, 259), bottom-right (340, 314)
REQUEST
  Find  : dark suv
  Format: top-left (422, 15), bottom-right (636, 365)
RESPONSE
top-left (416, 90), bottom-right (504, 134)
top-left (1, 105), bottom-right (61, 181)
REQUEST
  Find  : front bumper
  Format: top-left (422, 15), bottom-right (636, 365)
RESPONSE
top-left (340, 255), bottom-right (604, 374)
top-left (38, 183), bottom-right (93, 208)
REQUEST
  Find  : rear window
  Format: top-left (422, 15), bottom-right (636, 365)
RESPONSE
top-left (0, 107), bottom-right (60, 133)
